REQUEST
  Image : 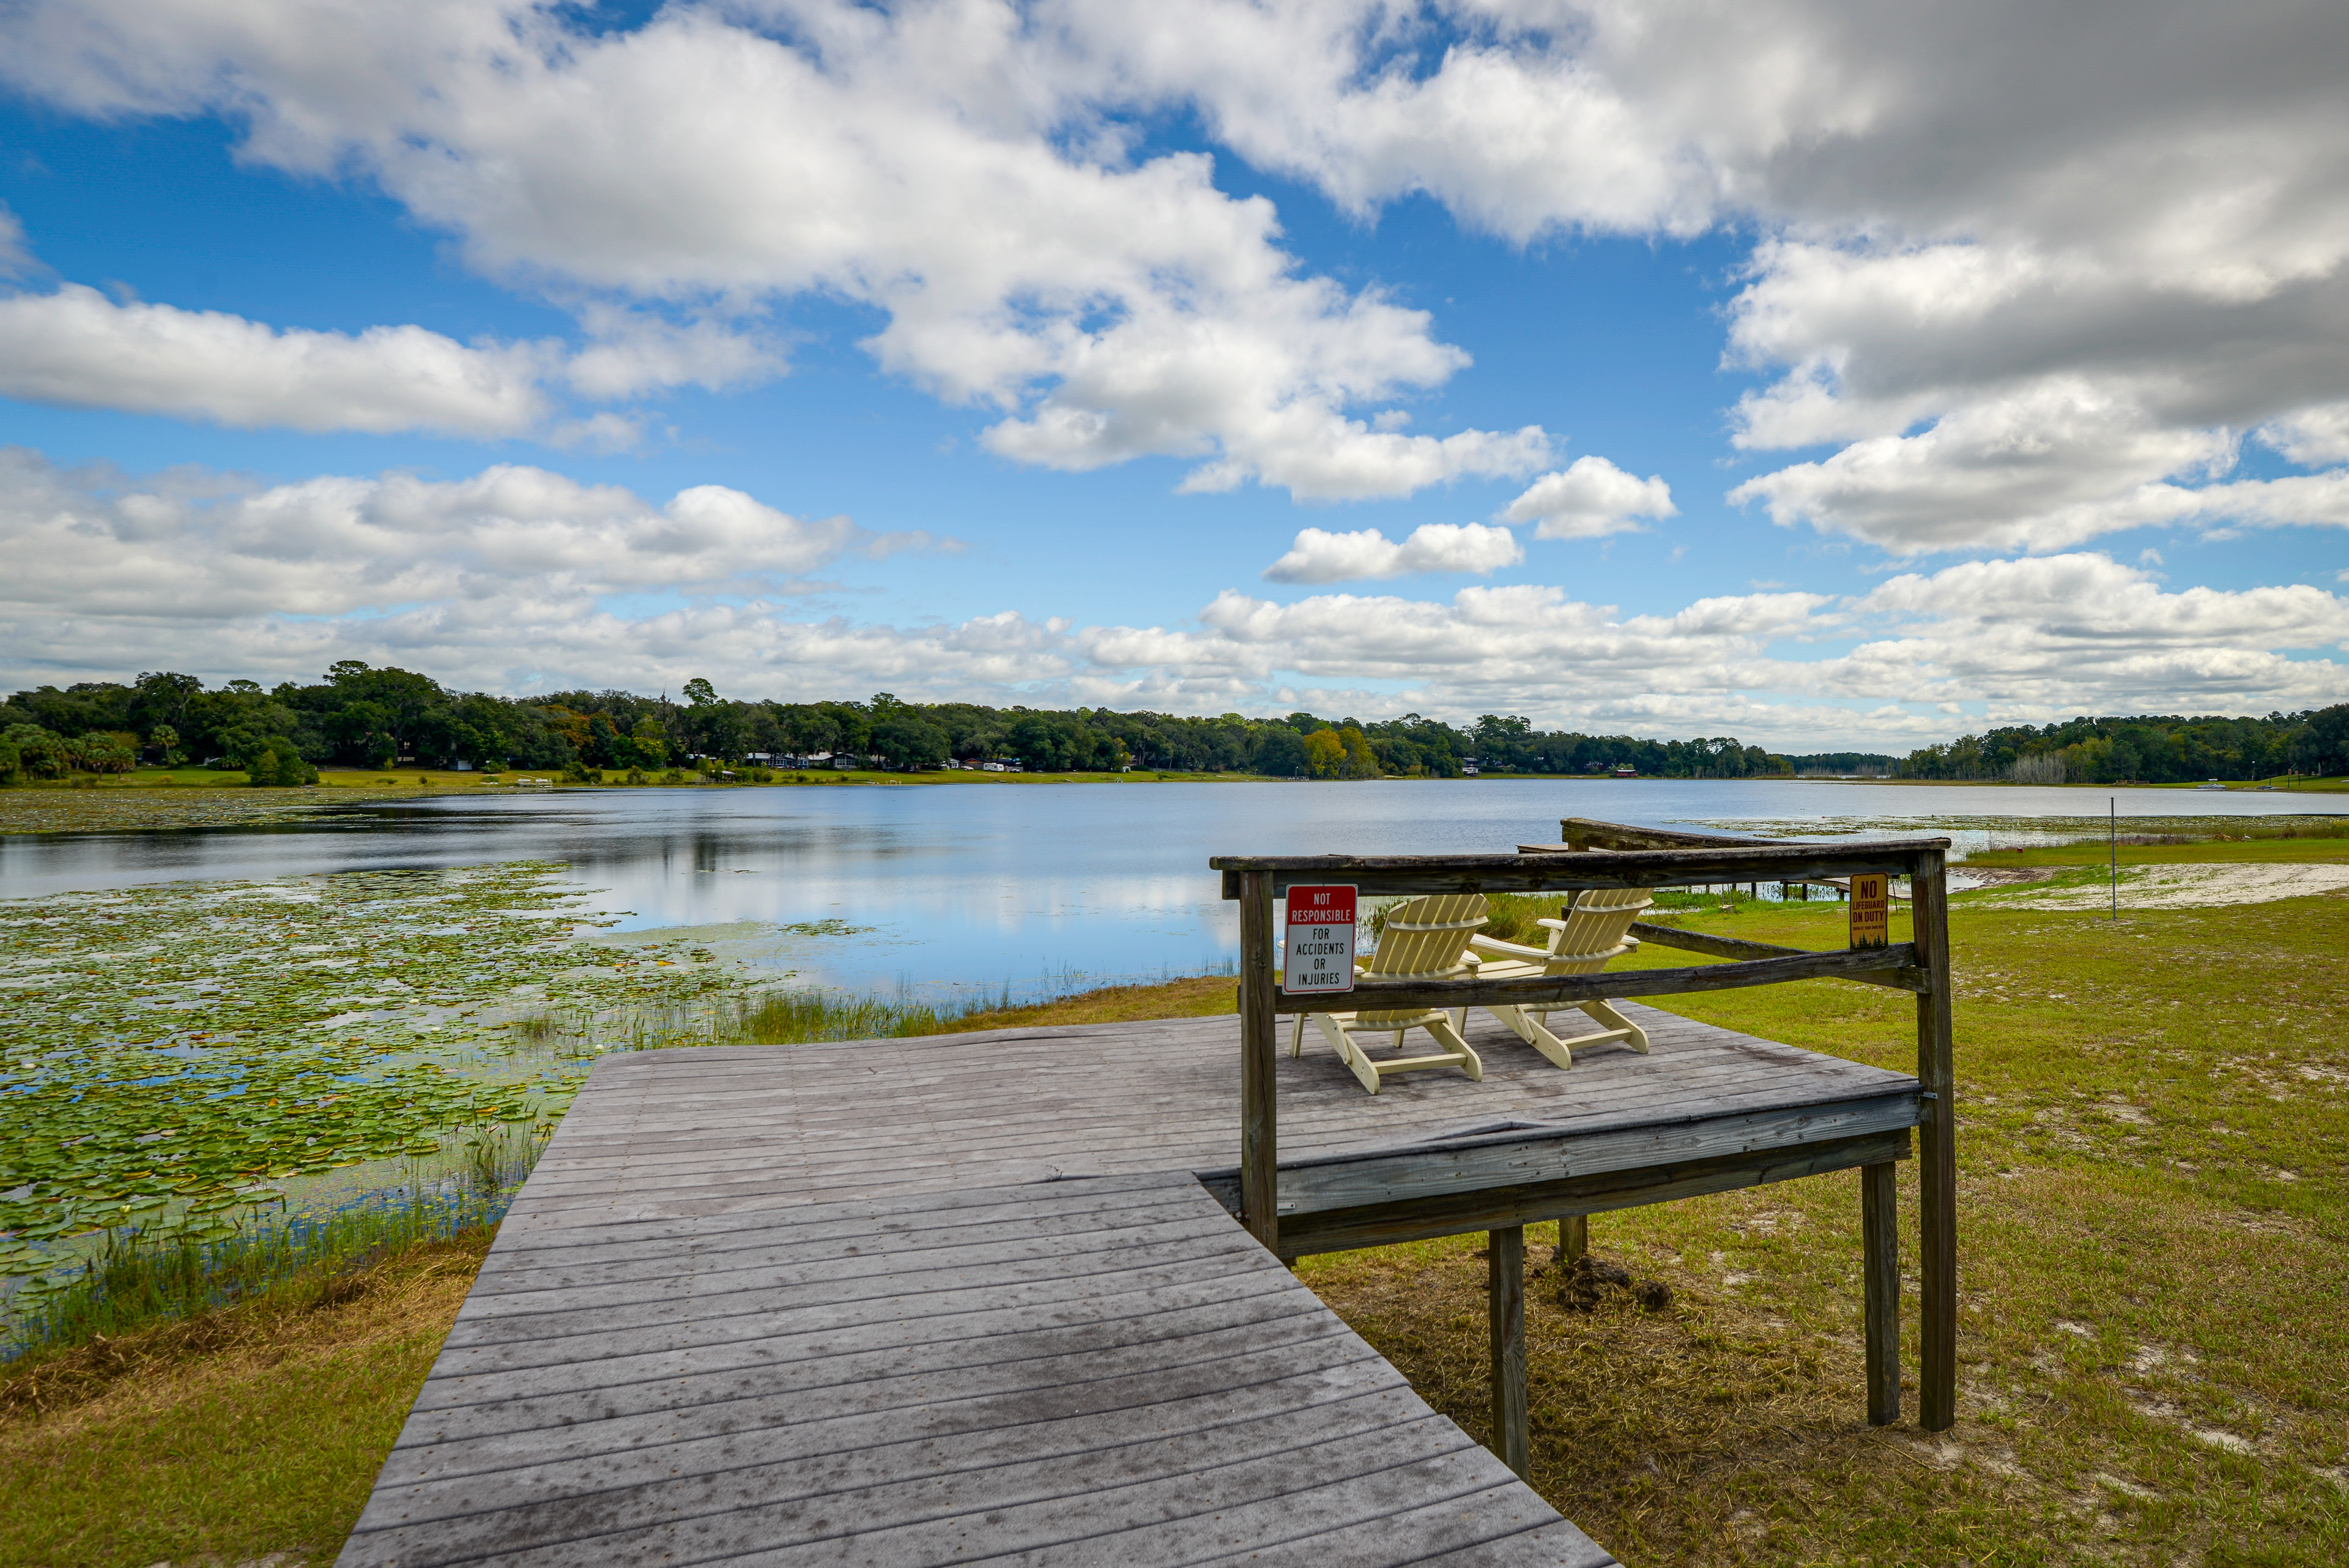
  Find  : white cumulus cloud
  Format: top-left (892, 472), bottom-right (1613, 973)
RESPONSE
top-left (0, 284), bottom-right (557, 436)
top-left (0, 0), bottom-right (1551, 500)
top-left (4, 447), bottom-right (2342, 746)
top-left (0, 446), bottom-right (941, 629)
top-left (1263, 522), bottom-right (1523, 582)
top-left (1502, 456), bottom-right (1677, 539)
top-left (4, 1), bottom-right (2349, 547)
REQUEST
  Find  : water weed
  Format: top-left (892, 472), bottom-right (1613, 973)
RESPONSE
top-left (0, 863), bottom-right (737, 1317)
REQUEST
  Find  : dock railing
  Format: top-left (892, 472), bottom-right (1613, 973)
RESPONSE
top-left (1210, 817), bottom-right (1959, 1433)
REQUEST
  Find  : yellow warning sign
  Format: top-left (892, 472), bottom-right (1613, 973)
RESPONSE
top-left (1849, 874), bottom-right (1889, 948)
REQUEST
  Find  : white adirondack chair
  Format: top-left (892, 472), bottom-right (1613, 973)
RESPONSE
top-left (1463, 886), bottom-right (1655, 1068)
top-left (1288, 893), bottom-right (1488, 1095)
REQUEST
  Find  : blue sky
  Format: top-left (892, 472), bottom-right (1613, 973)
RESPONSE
top-left (1, 1), bottom-right (2345, 749)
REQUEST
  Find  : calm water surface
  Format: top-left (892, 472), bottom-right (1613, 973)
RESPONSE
top-left (3, 780), bottom-right (2336, 1001)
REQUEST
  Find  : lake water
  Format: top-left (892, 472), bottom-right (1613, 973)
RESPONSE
top-left (3, 779), bottom-right (2336, 1003)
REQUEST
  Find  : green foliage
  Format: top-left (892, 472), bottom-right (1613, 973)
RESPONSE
top-left (0, 667), bottom-right (1787, 781)
top-left (1902, 706), bottom-right (2349, 782)
top-left (4, 724), bottom-right (67, 779)
top-left (870, 708), bottom-right (950, 770)
top-left (24, 663), bottom-right (2340, 788)
top-left (1302, 727), bottom-right (1346, 778)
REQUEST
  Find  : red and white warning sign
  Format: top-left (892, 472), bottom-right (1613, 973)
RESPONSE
top-left (1282, 884), bottom-right (1358, 994)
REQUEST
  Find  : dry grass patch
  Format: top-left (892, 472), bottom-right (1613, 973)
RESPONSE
top-left (0, 1236), bottom-right (489, 1568)
top-left (932, 972), bottom-right (1238, 1031)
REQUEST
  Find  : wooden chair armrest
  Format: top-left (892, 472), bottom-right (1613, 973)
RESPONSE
top-left (1468, 934), bottom-right (1549, 961)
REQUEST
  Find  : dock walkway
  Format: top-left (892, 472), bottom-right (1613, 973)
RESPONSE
top-left (343, 1004), bottom-right (1920, 1566)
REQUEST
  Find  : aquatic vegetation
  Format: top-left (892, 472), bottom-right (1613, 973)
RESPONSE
top-left (0, 785), bottom-right (365, 835)
top-left (4, 1126), bottom-right (533, 1358)
top-left (773, 918), bottom-right (879, 937)
top-left (0, 863), bottom-right (739, 1296)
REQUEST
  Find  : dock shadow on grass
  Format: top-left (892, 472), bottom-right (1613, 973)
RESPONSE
top-left (0, 1234), bottom-right (491, 1568)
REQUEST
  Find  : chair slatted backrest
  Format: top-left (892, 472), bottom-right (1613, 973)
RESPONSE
top-left (1538, 886), bottom-right (1654, 976)
top-left (1357, 893), bottom-right (1486, 1025)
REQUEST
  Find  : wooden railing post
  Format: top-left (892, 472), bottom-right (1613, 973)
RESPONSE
top-left (1489, 1225), bottom-right (1528, 1477)
top-left (1861, 1161), bottom-right (1900, 1425)
top-left (1556, 1213), bottom-right (1587, 1266)
top-left (1910, 849), bottom-right (1958, 1430)
top-left (1238, 870), bottom-right (1279, 1255)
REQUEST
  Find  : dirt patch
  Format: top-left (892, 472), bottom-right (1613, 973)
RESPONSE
top-left (1977, 863), bottom-right (2349, 909)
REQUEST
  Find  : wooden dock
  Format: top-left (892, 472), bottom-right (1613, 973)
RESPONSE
top-left (342, 1003), bottom-right (1921, 1566)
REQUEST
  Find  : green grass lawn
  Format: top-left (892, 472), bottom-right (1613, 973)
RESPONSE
top-left (0, 1238), bottom-right (489, 1568)
top-left (1300, 883), bottom-right (2349, 1565)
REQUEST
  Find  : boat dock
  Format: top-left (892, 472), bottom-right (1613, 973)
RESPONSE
top-left (342, 825), bottom-right (1957, 1566)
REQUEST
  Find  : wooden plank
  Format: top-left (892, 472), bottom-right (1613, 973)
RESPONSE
top-left (442, 1217), bottom-right (1261, 1332)
top-left (1239, 868), bottom-right (1280, 1253)
top-left (1284, 942), bottom-right (1924, 1014)
top-left (360, 1386), bottom-right (1455, 1564)
top-left (406, 1296), bottom-right (1348, 1452)
top-left (412, 1425), bottom-right (1545, 1568)
top-left (1627, 920), bottom-right (1931, 993)
top-left (424, 1257), bottom-right (1305, 1393)
top-left (437, 1233), bottom-right (1278, 1354)
top-left (1212, 842), bottom-right (1948, 898)
top-left (1242, 1092), bottom-right (1921, 1216)
top-left (1912, 848), bottom-right (1959, 1432)
top-left (377, 1331), bottom-right (1403, 1512)
top-left (469, 1183), bottom-right (1219, 1286)
top-left (1558, 817), bottom-right (1780, 850)
top-left (1235, 1129), bottom-right (1916, 1257)
top-left (1204, 1482), bottom-right (1616, 1567)
top-left (1862, 1159), bottom-right (1901, 1427)
top-left (1490, 1225), bottom-right (1528, 1478)
top-left (477, 1173), bottom-right (1218, 1261)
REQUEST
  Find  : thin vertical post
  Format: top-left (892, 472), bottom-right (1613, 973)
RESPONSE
top-left (1910, 849), bottom-right (1958, 1430)
top-left (1488, 1225), bottom-right (1528, 1477)
top-left (2109, 798), bottom-right (2118, 921)
top-left (1556, 1213), bottom-right (1587, 1267)
top-left (1238, 871), bottom-right (1279, 1255)
top-left (1861, 1161), bottom-right (1900, 1425)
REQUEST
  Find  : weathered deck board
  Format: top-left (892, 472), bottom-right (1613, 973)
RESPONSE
top-left (344, 1174), bottom-right (1613, 1568)
top-left (347, 1003), bottom-right (1918, 1565)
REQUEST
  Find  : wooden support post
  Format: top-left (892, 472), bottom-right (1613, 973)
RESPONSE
top-left (1489, 1225), bottom-right (1529, 1478)
top-left (1861, 1160), bottom-right (1900, 1425)
top-left (1238, 871), bottom-right (1280, 1255)
top-left (1910, 849), bottom-right (1958, 1430)
top-left (1556, 1213), bottom-right (1587, 1267)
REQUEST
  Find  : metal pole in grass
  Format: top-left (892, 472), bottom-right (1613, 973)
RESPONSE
top-left (2110, 797), bottom-right (2118, 921)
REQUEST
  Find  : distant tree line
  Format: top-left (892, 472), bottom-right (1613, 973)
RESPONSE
top-left (31, 664), bottom-right (2331, 788)
top-left (1898, 709), bottom-right (2349, 783)
top-left (0, 664), bottom-right (1850, 784)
